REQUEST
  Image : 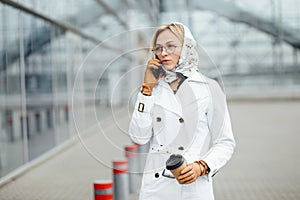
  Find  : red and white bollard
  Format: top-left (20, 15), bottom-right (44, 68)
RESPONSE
top-left (125, 144), bottom-right (139, 193)
top-left (93, 180), bottom-right (113, 200)
top-left (113, 159), bottom-right (129, 200)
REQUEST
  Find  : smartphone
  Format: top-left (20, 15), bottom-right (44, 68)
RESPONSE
top-left (151, 64), bottom-right (163, 79)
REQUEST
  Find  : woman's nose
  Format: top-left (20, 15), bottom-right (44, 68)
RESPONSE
top-left (161, 47), bottom-right (168, 56)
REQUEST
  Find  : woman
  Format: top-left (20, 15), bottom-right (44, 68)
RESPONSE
top-left (129, 23), bottom-right (235, 200)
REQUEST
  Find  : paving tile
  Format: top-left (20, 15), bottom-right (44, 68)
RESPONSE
top-left (0, 101), bottom-right (299, 200)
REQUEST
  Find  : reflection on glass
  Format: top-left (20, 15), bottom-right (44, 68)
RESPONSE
top-left (0, 3), bottom-right (82, 178)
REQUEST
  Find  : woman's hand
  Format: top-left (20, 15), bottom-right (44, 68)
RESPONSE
top-left (177, 162), bottom-right (204, 184)
top-left (143, 59), bottom-right (162, 86)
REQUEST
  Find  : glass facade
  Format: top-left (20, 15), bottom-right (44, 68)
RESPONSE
top-left (0, 2), bottom-right (95, 177)
top-left (0, 0), bottom-right (299, 180)
top-left (159, 0), bottom-right (300, 92)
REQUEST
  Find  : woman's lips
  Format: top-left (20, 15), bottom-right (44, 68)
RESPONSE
top-left (162, 60), bottom-right (171, 63)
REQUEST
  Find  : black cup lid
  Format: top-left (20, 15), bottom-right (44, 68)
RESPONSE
top-left (166, 154), bottom-right (184, 170)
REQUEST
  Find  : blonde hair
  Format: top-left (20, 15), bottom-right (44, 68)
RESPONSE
top-left (151, 23), bottom-right (184, 58)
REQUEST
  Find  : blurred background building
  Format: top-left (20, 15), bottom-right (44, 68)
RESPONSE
top-left (0, 0), bottom-right (299, 197)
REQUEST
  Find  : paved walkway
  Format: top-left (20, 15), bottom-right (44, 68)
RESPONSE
top-left (0, 100), bottom-right (299, 199)
top-left (214, 100), bottom-right (300, 200)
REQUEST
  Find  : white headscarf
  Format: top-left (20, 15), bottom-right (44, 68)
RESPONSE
top-left (162, 23), bottom-right (199, 83)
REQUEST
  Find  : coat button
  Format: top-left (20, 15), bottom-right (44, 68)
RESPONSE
top-left (178, 146), bottom-right (184, 151)
top-left (179, 118), bottom-right (184, 123)
top-left (156, 117), bottom-right (161, 122)
top-left (155, 172), bottom-right (159, 178)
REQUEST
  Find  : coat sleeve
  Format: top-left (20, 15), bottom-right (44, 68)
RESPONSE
top-left (128, 92), bottom-right (154, 145)
top-left (202, 80), bottom-right (236, 177)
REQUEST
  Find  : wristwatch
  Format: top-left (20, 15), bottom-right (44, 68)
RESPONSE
top-left (141, 83), bottom-right (154, 96)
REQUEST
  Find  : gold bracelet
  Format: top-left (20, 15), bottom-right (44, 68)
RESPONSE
top-left (199, 160), bottom-right (210, 174)
top-left (194, 161), bottom-right (205, 175)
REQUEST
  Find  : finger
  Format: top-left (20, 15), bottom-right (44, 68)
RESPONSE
top-left (152, 58), bottom-right (161, 63)
top-left (150, 64), bottom-right (159, 69)
top-left (180, 173), bottom-right (195, 184)
top-left (151, 63), bottom-right (160, 69)
top-left (150, 60), bottom-right (161, 66)
top-left (178, 169), bottom-right (193, 180)
top-left (180, 165), bottom-right (193, 175)
top-left (147, 63), bottom-right (160, 71)
top-left (178, 170), bottom-right (195, 182)
top-left (183, 171), bottom-right (198, 184)
top-left (183, 176), bottom-right (197, 184)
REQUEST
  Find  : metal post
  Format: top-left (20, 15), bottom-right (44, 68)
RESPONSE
top-left (125, 144), bottom-right (139, 193)
top-left (19, 11), bottom-right (29, 163)
top-left (93, 180), bottom-right (113, 200)
top-left (137, 142), bottom-right (150, 173)
top-left (113, 159), bottom-right (129, 200)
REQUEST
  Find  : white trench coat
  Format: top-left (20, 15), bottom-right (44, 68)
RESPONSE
top-left (129, 71), bottom-right (236, 200)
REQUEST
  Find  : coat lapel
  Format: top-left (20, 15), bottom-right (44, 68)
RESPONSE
top-left (154, 80), bottom-right (182, 116)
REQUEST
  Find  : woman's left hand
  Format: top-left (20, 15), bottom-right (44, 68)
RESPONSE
top-left (177, 163), bottom-right (202, 184)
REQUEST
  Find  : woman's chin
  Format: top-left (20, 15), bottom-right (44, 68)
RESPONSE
top-left (162, 64), bottom-right (176, 71)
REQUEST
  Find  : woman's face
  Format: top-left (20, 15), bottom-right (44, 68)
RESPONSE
top-left (155, 29), bottom-right (182, 70)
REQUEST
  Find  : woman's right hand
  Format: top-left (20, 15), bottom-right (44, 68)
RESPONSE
top-left (143, 59), bottom-right (162, 86)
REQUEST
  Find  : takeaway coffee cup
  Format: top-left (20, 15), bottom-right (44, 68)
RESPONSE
top-left (166, 154), bottom-right (186, 180)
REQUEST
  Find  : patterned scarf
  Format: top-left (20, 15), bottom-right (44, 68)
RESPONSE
top-left (163, 23), bottom-right (199, 83)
